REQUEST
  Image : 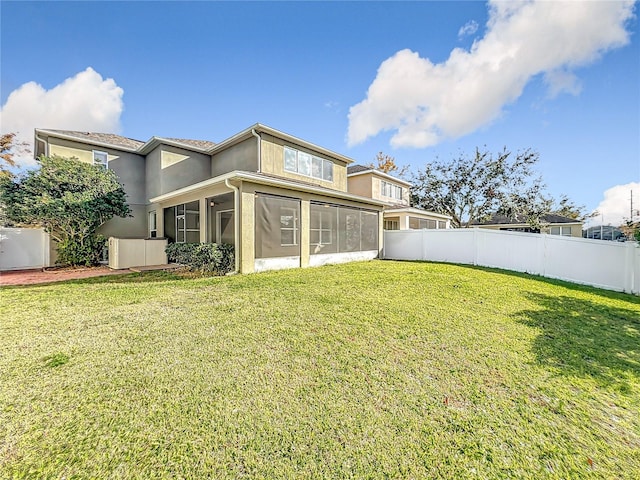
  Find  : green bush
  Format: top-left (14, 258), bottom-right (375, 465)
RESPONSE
top-left (165, 243), bottom-right (234, 275)
top-left (57, 235), bottom-right (107, 267)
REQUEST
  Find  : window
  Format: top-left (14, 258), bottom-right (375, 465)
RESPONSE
top-left (438, 220), bottom-right (447, 229)
top-left (381, 181), bottom-right (403, 200)
top-left (384, 219), bottom-right (399, 230)
top-left (175, 201), bottom-right (200, 243)
top-left (93, 150), bottom-right (108, 169)
top-left (148, 211), bottom-right (157, 238)
top-left (283, 146), bottom-right (333, 182)
top-left (280, 207), bottom-right (298, 246)
top-left (409, 217), bottom-right (438, 229)
top-left (550, 226), bottom-right (572, 236)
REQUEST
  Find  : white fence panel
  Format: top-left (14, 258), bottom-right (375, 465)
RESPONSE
top-left (0, 227), bottom-right (50, 271)
top-left (383, 229), bottom-right (640, 295)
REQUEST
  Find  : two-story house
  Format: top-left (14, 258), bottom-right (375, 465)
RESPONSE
top-left (34, 125), bottom-right (388, 273)
top-left (346, 165), bottom-right (451, 231)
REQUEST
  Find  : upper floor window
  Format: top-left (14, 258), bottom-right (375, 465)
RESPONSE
top-left (381, 181), bottom-right (403, 200)
top-left (93, 150), bottom-right (108, 169)
top-left (284, 146), bottom-right (333, 182)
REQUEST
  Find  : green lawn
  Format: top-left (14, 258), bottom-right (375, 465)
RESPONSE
top-left (1, 260), bottom-right (639, 479)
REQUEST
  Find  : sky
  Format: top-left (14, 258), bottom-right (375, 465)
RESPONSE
top-left (1, 0), bottom-right (639, 227)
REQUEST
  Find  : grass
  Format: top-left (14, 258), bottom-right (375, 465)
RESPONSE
top-left (1, 260), bottom-right (639, 479)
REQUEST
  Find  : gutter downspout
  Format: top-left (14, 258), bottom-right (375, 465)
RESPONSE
top-left (225, 178), bottom-right (240, 273)
top-left (34, 133), bottom-right (48, 158)
top-left (251, 128), bottom-right (261, 173)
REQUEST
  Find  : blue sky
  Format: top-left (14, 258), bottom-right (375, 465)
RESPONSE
top-left (1, 1), bottom-right (639, 225)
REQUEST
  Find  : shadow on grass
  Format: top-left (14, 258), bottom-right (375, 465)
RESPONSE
top-left (517, 292), bottom-right (640, 389)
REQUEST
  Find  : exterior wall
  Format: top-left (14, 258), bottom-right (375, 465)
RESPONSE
top-left (348, 172), bottom-right (410, 206)
top-left (211, 137), bottom-right (259, 177)
top-left (390, 211), bottom-right (450, 230)
top-left (479, 223), bottom-right (583, 237)
top-left (346, 174), bottom-right (373, 199)
top-left (146, 144), bottom-right (211, 201)
top-left (260, 133), bottom-right (348, 192)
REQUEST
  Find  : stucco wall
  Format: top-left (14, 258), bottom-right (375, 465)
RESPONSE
top-left (260, 133), bottom-right (348, 192)
top-left (146, 144), bottom-right (211, 200)
top-left (346, 174), bottom-right (372, 198)
top-left (211, 137), bottom-right (258, 177)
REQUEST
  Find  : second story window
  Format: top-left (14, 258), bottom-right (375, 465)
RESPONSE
top-left (284, 146), bottom-right (333, 182)
top-left (93, 150), bottom-right (108, 169)
top-left (381, 181), bottom-right (403, 200)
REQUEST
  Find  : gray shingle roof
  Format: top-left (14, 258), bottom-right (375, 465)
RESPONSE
top-left (347, 164), bottom-right (371, 174)
top-left (45, 130), bottom-right (145, 150)
top-left (161, 138), bottom-right (216, 150)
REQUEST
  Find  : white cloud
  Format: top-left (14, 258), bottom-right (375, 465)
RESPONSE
top-left (458, 20), bottom-right (479, 39)
top-left (348, 0), bottom-right (635, 148)
top-left (0, 67), bottom-right (124, 168)
top-left (588, 182), bottom-right (640, 227)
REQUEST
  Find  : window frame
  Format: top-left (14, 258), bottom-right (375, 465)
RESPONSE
top-left (148, 211), bottom-right (157, 238)
top-left (283, 146), bottom-right (334, 182)
top-left (93, 150), bottom-right (109, 169)
top-left (381, 180), bottom-right (403, 200)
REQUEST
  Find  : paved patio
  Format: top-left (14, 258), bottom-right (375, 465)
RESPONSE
top-left (0, 266), bottom-right (133, 286)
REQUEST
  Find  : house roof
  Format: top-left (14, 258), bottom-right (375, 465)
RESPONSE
top-left (472, 214), bottom-right (582, 226)
top-left (347, 164), bottom-right (370, 174)
top-left (37, 124), bottom-right (354, 165)
top-left (346, 164), bottom-right (412, 186)
top-left (149, 170), bottom-right (389, 207)
top-left (39, 130), bottom-right (145, 151)
top-left (161, 138), bottom-right (217, 150)
top-left (383, 206), bottom-right (452, 220)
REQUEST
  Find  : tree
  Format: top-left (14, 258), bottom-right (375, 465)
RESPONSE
top-left (411, 147), bottom-right (543, 228)
top-left (368, 152), bottom-right (409, 176)
top-left (1, 132), bottom-right (30, 177)
top-left (0, 155), bottom-right (131, 266)
top-left (550, 194), bottom-right (586, 220)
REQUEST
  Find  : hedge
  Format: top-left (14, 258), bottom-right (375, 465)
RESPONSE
top-left (165, 243), bottom-right (234, 275)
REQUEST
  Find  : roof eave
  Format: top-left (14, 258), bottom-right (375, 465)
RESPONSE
top-left (35, 128), bottom-right (141, 153)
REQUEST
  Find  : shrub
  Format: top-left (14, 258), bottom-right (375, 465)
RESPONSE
top-left (165, 243), bottom-right (234, 275)
top-left (57, 235), bottom-right (107, 267)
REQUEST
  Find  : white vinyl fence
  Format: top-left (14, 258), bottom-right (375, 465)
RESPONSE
top-left (384, 228), bottom-right (640, 295)
top-left (0, 227), bottom-right (52, 271)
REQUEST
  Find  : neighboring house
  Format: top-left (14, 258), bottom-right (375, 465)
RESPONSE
top-left (34, 125), bottom-right (388, 273)
top-left (346, 165), bottom-right (451, 230)
top-left (583, 225), bottom-right (628, 241)
top-left (472, 214), bottom-right (583, 237)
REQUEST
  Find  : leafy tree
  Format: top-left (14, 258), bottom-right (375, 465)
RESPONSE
top-left (368, 152), bottom-right (409, 176)
top-left (551, 194), bottom-right (586, 220)
top-left (0, 155), bottom-right (131, 266)
top-left (1, 132), bottom-right (30, 178)
top-left (411, 147), bottom-right (543, 228)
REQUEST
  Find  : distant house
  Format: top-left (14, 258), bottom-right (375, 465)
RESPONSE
top-left (583, 225), bottom-right (627, 241)
top-left (34, 125), bottom-right (389, 273)
top-left (346, 165), bottom-right (451, 230)
top-left (472, 214), bottom-right (583, 237)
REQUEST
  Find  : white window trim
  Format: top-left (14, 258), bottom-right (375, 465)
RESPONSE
top-left (148, 211), bottom-right (157, 238)
top-left (284, 146), bottom-right (333, 182)
top-left (381, 180), bottom-right (403, 200)
top-left (93, 150), bottom-right (109, 169)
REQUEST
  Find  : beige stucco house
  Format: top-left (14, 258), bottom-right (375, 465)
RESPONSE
top-left (34, 125), bottom-right (389, 273)
top-left (472, 214), bottom-right (583, 237)
top-left (346, 165), bottom-right (451, 231)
